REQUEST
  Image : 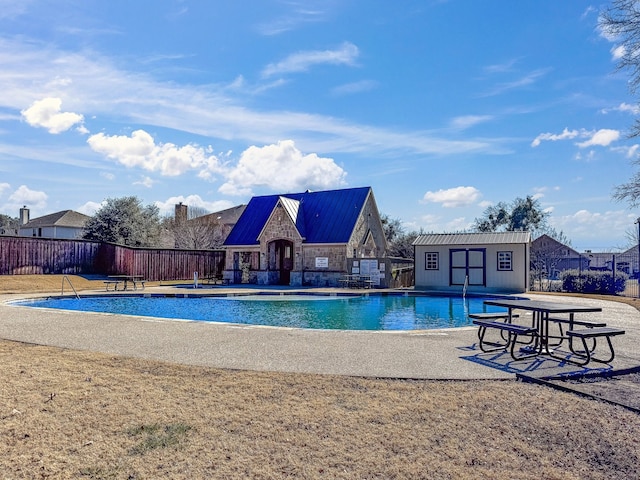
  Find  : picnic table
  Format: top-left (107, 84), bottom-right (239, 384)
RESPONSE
top-left (473, 298), bottom-right (624, 365)
top-left (105, 275), bottom-right (146, 291)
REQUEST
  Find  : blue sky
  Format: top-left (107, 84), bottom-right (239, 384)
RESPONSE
top-left (1, 1), bottom-right (639, 251)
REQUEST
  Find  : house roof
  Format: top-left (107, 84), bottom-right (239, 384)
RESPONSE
top-left (195, 204), bottom-right (246, 226)
top-left (413, 231), bottom-right (531, 246)
top-left (21, 210), bottom-right (90, 229)
top-left (531, 234), bottom-right (580, 255)
top-left (223, 187), bottom-right (372, 246)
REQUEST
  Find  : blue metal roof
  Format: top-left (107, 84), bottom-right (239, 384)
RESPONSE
top-left (223, 187), bottom-right (372, 246)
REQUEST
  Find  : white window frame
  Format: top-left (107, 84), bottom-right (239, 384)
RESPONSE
top-left (425, 252), bottom-right (439, 270)
top-left (497, 251), bottom-right (513, 271)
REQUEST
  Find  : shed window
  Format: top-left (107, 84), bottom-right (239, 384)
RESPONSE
top-left (497, 251), bottom-right (512, 271)
top-left (425, 252), bottom-right (439, 270)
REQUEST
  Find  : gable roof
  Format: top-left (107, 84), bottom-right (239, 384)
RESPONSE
top-left (224, 187), bottom-right (372, 246)
top-left (21, 210), bottom-right (90, 229)
top-left (276, 196), bottom-right (306, 239)
top-left (413, 231), bottom-right (531, 246)
top-left (192, 204), bottom-right (246, 226)
top-left (531, 234), bottom-right (580, 255)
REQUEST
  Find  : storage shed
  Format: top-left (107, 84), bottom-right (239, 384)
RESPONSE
top-left (413, 232), bottom-right (531, 293)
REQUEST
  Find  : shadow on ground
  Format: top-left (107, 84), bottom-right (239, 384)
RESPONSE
top-left (461, 343), bottom-right (640, 413)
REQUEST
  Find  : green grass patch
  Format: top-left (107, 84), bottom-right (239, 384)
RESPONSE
top-left (126, 423), bottom-right (192, 455)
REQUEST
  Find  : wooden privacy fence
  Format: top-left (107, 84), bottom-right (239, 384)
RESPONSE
top-left (0, 236), bottom-right (100, 275)
top-left (0, 236), bottom-right (225, 281)
top-left (96, 243), bottom-right (225, 281)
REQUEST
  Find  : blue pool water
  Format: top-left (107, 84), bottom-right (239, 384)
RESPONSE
top-left (16, 293), bottom-right (509, 331)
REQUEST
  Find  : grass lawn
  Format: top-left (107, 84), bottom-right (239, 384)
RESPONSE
top-left (1, 275), bottom-right (639, 479)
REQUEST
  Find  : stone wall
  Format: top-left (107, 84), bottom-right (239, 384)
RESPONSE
top-left (347, 194), bottom-right (387, 259)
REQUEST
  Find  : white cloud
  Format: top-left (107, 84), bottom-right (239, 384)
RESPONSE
top-left (531, 127), bottom-right (579, 147)
top-left (87, 130), bottom-right (223, 178)
top-left (576, 129), bottom-right (620, 148)
top-left (0, 0), bottom-right (33, 19)
top-left (262, 42), bottom-right (359, 77)
top-left (611, 45), bottom-right (626, 61)
top-left (154, 195), bottom-right (234, 217)
top-left (76, 201), bottom-right (104, 216)
top-left (531, 186), bottom-right (559, 200)
top-left (0, 182), bottom-right (10, 196)
top-left (601, 102), bottom-right (640, 115)
top-left (257, 1), bottom-right (330, 36)
top-left (218, 140), bottom-right (347, 196)
top-left (134, 176), bottom-right (155, 188)
top-left (418, 214), bottom-right (472, 233)
top-left (7, 185), bottom-right (48, 210)
top-left (331, 80), bottom-right (377, 96)
top-left (421, 186), bottom-right (482, 208)
top-left (552, 209), bottom-right (635, 247)
top-left (21, 97), bottom-right (84, 134)
top-left (449, 115), bottom-right (493, 130)
top-left (574, 149), bottom-right (597, 162)
top-left (532, 128), bottom-right (621, 149)
top-left (612, 144), bottom-right (640, 158)
top-left (481, 68), bottom-right (550, 97)
top-left (483, 59), bottom-right (518, 74)
top-left (0, 37), bottom-right (505, 159)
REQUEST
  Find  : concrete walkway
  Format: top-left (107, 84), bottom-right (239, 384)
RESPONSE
top-left (1, 287), bottom-right (639, 380)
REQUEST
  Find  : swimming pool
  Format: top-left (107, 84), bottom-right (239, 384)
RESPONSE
top-left (16, 293), bottom-right (511, 331)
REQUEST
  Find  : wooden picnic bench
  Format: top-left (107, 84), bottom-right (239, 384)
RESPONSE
top-left (107, 275), bottom-right (146, 291)
top-left (103, 280), bottom-right (122, 291)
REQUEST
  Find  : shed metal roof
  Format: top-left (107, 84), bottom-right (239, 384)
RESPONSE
top-left (224, 187), bottom-right (371, 246)
top-left (413, 231), bottom-right (531, 246)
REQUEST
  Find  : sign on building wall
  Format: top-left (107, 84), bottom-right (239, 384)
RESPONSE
top-left (360, 259), bottom-right (382, 286)
top-left (315, 257), bottom-right (329, 268)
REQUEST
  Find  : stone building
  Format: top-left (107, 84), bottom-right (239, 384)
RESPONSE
top-left (222, 186), bottom-right (389, 287)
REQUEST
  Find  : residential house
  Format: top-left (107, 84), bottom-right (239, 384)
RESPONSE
top-left (222, 186), bottom-right (389, 287)
top-left (173, 203), bottom-right (246, 248)
top-left (18, 208), bottom-right (90, 240)
top-left (531, 234), bottom-right (587, 280)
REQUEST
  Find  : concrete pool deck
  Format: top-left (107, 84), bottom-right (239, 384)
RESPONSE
top-left (1, 286), bottom-right (639, 380)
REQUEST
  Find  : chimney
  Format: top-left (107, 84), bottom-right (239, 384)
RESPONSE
top-left (175, 203), bottom-right (188, 225)
top-left (19, 206), bottom-right (30, 225)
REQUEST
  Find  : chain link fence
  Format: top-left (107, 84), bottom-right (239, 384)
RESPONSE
top-left (530, 251), bottom-right (640, 297)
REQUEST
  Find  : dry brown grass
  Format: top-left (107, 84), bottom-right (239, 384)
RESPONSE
top-left (1, 275), bottom-right (640, 479)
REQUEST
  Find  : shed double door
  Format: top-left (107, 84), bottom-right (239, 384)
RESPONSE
top-left (449, 248), bottom-right (486, 286)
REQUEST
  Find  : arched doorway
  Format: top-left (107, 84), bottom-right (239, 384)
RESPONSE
top-left (271, 239), bottom-right (294, 285)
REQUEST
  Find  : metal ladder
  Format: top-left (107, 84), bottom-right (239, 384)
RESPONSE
top-left (61, 275), bottom-right (80, 299)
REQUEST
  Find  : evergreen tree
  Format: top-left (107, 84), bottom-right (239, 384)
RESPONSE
top-left (83, 196), bottom-right (161, 247)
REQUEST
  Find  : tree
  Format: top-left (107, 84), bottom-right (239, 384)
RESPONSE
top-left (530, 228), bottom-right (574, 291)
top-left (380, 214), bottom-right (403, 245)
top-left (83, 196), bottom-right (162, 247)
top-left (165, 206), bottom-right (226, 249)
top-left (0, 214), bottom-right (18, 235)
top-left (380, 214), bottom-right (420, 258)
top-left (600, 1), bottom-right (640, 133)
top-left (601, 1), bottom-right (640, 205)
top-left (473, 195), bottom-right (548, 233)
